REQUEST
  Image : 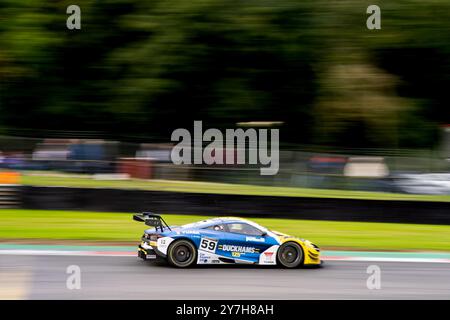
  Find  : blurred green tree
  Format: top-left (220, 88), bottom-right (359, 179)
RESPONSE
top-left (0, 0), bottom-right (448, 148)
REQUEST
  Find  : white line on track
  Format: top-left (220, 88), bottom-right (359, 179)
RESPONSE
top-left (323, 256), bottom-right (450, 264)
top-left (1, 250), bottom-right (450, 263)
top-left (0, 250), bottom-right (135, 257)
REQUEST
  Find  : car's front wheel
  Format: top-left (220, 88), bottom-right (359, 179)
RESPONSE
top-left (167, 239), bottom-right (197, 268)
top-left (277, 242), bottom-right (304, 268)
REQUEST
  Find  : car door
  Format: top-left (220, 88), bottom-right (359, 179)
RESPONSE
top-left (217, 222), bottom-right (274, 263)
top-left (196, 224), bottom-right (228, 264)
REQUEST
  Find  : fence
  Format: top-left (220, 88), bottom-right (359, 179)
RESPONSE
top-left (0, 135), bottom-right (449, 194)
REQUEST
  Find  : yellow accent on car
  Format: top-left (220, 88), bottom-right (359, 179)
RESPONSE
top-left (280, 237), bottom-right (321, 265)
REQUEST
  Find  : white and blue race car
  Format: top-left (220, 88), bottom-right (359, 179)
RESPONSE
top-left (134, 213), bottom-right (321, 268)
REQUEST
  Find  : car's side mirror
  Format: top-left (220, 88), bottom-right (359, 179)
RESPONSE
top-left (261, 231), bottom-right (267, 237)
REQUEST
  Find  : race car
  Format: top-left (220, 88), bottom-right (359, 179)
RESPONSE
top-left (134, 213), bottom-right (321, 268)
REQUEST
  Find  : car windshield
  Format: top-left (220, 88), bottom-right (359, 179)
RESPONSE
top-left (245, 221), bottom-right (269, 234)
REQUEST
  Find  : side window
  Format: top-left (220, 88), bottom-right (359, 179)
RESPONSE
top-left (205, 224), bottom-right (225, 232)
top-left (226, 223), bottom-right (264, 236)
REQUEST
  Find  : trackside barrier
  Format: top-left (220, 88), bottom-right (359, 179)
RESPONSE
top-left (20, 186), bottom-right (450, 225)
top-left (0, 171), bottom-right (20, 208)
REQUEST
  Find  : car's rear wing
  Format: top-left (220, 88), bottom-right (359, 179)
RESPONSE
top-left (133, 212), bottom-right (171, 232)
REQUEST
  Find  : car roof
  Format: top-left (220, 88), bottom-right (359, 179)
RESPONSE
top-left (181, 217), bottom-right (265, 230)
top-left (203, 217), bottom-right (251, 225)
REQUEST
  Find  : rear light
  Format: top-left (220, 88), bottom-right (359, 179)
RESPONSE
top-left (144, 234), bottom-right (163, 241)
top-left (150, 234), bottom-right (159, 241)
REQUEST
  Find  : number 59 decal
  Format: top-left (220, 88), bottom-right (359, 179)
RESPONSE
top-left (200, 237), bottom-right (218, 253)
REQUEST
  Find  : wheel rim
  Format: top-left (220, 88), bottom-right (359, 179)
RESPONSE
top-left (170, 242), bottom-right (196, 267)
top-left (174, 245), bottom-right (191, 263)
top-left (281, 245), bottom-right (298, 263)
top-left (281, 246), bottom-right (298, 264)
top-left (278, 243), bottom-right (303, 267)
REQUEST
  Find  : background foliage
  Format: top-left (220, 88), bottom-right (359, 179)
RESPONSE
top-left (1, 0), bottom-right (449, 147)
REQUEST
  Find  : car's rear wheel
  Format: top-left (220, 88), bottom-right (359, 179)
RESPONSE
top-left (277, 242), bottom-right (304, 268)
top-left (167, 239), bottom-right (197, 268)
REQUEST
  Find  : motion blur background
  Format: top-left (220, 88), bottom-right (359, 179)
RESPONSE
top-left (0, 0), bottom-right (450, 246)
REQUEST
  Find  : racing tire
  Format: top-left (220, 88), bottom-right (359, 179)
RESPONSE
top-left (167, 239), bottom-right (197, 268)
top-left (277, 241), bottom-right (304, 268)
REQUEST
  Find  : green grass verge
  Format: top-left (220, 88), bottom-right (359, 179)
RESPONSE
top-left (21, 174), bottom-right (450, 202)
top-left (1, 209), bottom-right (450, 251)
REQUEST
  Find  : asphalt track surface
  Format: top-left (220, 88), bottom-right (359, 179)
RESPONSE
top-left (1, 255), bottom-right (449, 299)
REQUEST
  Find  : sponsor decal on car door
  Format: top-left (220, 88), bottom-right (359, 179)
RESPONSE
top-left (199, 237), bottom-right (218, 254)
top-left (217, 234), bottom-right (261, 262)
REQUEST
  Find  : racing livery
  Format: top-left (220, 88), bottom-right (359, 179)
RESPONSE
top-left (134, 213), bottom-right (321, 268)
